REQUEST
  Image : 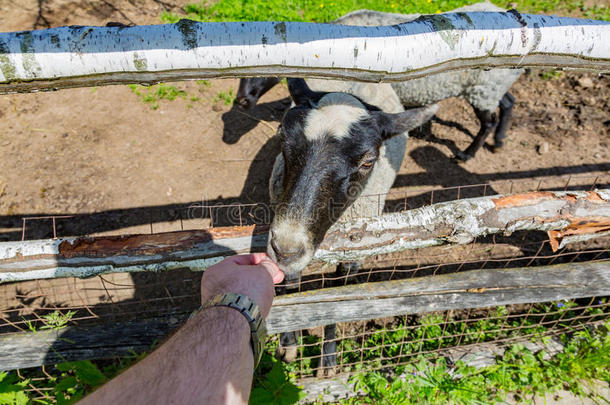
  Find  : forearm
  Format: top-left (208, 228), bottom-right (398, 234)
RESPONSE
top-left (80, 307), bottom-right (253, 405)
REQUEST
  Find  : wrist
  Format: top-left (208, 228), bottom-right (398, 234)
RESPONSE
top-left (201, 267), bottom-right (275, 317)
top-left (196, 293), bottom-right (266, 367)
top-left (193, 306), bottom-right (251, 345)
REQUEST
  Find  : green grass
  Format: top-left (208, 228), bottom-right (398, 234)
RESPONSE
top-left (127, 83), bottom-right (188, 110)
top-left (499, 0), bottom-right (609, 20)
top-left (539, 69), bottom-right (565, 80)
top-left (343, 322), bottom-right (610, 404)
top-left (160, 0), bottom-right (482, 23)
top-left (160, 0), bottom-right (609, 23)
top-left (213, 89), bottom-right (235, 105)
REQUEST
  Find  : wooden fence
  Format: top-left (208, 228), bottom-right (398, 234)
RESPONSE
top-left (1, 188), bottom-right (609, 370)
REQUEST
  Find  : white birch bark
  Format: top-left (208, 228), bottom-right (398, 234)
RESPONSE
top-left (0, 190), bottom-right (608, 283)
top-left (0, 11), bottom-right (608, 93)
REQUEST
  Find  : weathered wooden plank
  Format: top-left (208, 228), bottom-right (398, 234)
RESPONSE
top-left (0, 12), bottom-right (609, 94)
top-left (0, 260), bottom-right (607, 371)
top-left (0, 315), bottom-right (186, 370)
top-left (266, 260), bottom-right (610, 332)
top-left (1, 190), bottom-right (608, 284)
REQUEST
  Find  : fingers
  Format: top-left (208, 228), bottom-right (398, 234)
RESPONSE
top-left (224, 254), bottom-right (257, 265)
top-left (250, 252), bottom-right (270, 265)
top-left (258, 258), bottom-right (285, 284)
top-left (220, 254), bottom-right (285, 284)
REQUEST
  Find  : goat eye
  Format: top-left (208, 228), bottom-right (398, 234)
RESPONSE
top-left (360, 160), bottom-right (375, 169)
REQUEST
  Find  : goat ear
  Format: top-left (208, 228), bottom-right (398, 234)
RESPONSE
top-left (287, 78), bottom-right (325, 106)
top-left (373, 104), bottom-right (438, 139)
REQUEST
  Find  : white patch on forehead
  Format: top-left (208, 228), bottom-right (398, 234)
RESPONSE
top-left (304, 93), bottom-right (369, 140)
top-left (272, 220), bottom-right (310, 247)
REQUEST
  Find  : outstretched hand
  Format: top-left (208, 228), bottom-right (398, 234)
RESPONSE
top-left (201, 253), bottom-right (284, 318)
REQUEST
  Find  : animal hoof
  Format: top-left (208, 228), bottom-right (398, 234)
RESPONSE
top-left (454, 151), bottom-right (473, 162)
top-left (316, 366), bottom-right (337, 378)
top-left (276, 346), bottom-right (298, 363)
top-left (492, 142), bottom-right (504, 152)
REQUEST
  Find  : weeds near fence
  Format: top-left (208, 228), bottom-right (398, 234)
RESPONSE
top-left (271, 298), bottom-right (610, 380)
top-left (24, 310), bottom-right (76, 332)
top-left (213, 89), bottom-right (235, 106)
top-left (159, 0), bottom-right (609, 24)
top-left (3, 352), bottom-right (149, 404)
top-left (127, 84), bottom-right (187, 110)
top-left (1, 298), bottom-right (608, 403)
top-left (345, 321), bottom-right (610, 404)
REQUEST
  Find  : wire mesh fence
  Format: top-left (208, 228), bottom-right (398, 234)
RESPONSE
top-left (274, 296), bottom-right (609, 381)
top-left (0, 173), bottom-right (608, 401)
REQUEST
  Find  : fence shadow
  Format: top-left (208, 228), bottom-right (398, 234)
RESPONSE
top-left (0, 146), bottom-right (607, 242)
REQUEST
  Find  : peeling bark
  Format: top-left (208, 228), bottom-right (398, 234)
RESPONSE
top-left (0, 11), bottom-right (608, 94)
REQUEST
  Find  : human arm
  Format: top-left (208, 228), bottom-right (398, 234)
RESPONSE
top-left (79, 253), bottom-right (284, 405)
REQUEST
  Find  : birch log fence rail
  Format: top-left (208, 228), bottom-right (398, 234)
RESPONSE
top-left (0, 10), bottom-right (609, 94)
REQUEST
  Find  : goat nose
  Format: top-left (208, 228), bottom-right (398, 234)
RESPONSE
top-left (271, 239), bottom-right (304, 262)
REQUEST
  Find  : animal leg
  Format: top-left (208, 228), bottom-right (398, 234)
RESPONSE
top-left (493, 92), bottom-right (515, 150)
top-left (316, 261), bottom-right (362, 377)
top-left (455, 108), bottom-right (497, 161)
top-left (317, 324), bottom-right (338, 378)
top-left (336, 261), bottom-right (362, 279)
top-left (277, 331), bottom-right (299, 363)
top-left (276, 283), bottom-right (300, 363)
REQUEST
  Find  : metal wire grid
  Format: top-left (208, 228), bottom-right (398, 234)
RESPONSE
top-left (12, 297), bottom-right (610, 402)
top-left (281, 297), bottom-right (609, 380)
top-left (0, 232), bottom-right (607, 333)
top-left (0, 270), bottom-right (200, 334)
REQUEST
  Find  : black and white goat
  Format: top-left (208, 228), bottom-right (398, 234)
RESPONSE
top-left (267, 78), bottom-right (437, 374)
top-left (236, 3), bottom-right (523, 161)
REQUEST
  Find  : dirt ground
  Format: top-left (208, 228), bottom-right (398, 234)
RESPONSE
top-left (0, 0), bottom-right (608, 243)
